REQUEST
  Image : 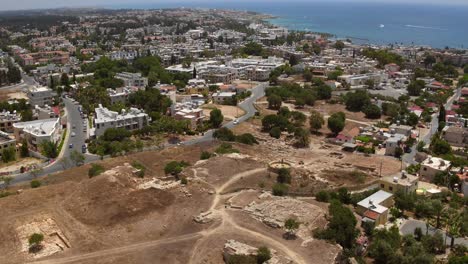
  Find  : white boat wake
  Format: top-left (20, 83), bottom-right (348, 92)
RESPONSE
top-left (405, 24), bottom-right (446, 30)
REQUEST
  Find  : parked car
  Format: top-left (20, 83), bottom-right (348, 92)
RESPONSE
top-left (69, 143), bottom-right (73, 149)
top-left (81, 144), bottom-right (87, 154)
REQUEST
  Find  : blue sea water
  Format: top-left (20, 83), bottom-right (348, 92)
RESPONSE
top-left (110, 1), bottom-right (468, 49)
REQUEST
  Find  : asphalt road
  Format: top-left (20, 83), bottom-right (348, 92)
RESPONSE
top-left (10, 97), bottom-right (99, 185)
top-left (400, 219), bottom-right (468, 246)
top-left (402, 86), bottom-right (461, 165)
top-left (183, 82), bottom-right (267, 146)
top-left (8, 82), bottom-right (268, 185)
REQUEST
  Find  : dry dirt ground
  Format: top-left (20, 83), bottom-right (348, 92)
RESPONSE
top-left (0, 130), bottom-right (398, 264)
top-left (0, 143), bottom-right (342, 264)
top-left (202, 104), bottom-right (246, 121)
top-left (232, 120), bottom-right (401, 193)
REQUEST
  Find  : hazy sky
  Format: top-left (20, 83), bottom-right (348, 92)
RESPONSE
top-left (1, 0), bottom-right (467, 11)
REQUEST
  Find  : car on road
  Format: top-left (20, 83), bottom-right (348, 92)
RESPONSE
top-left (82, 144), bottom-right (87, 153)
top-left (233, 119), bottom-right (239, 125)
top-left (71, 132), bottom-right (76, 137)
top-left (69, 143), bottom-right (73, 149)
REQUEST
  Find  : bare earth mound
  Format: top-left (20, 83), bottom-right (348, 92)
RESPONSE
top-left (63, 165), bottom-right (175, 227)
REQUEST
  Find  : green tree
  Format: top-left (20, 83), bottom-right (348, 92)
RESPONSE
top-left (431, 137), bottom-right (451, 155)
top-left (289, 55), bottom-right (299, 66)
top-left (316, 85), bottom-right (332, 100)
top-left (60, 72), bottom-right (69, 86)
top-left (200, 151), bottom-right (213, 160)
top-left (164, 161), bottom-right (189, 179)
top-left (309, 110), bottom-right (325, 133)
top-left (30, 180), bottom-right (41, 188)
top-left (1, 146), bottom-right (16, 163)
top-left (431, 200), bottom-right (444, 229)
top-left (334, 40), bottom-right (345, 50)
top-left (315, 190), bottom-right (330, 202)
top-left (438, 104), bottom-right (446, 124)
top-left (88, 164), bottom-right (105, 178)
top-left (213, 127), bottom-right (235, 141)
top-left (284, 218), bottom-right (300, 239)
top-left (20, 139), bottom-right (29, 157)
top-left (272, 183), bottom-right (288, 196)
top-left (363, 104), bottom-right (381, 119)
top-left (256, 246), bottom-right (271, 264)
top-left (294, 127), bottom-right (310, 148)
top-left (40, 140), bottom-right (58, 159)
top-left (423, 54), bottom-right (436, 68)
top-left (407, 112), bottom-right (419, 127)
top-left (209, 108), bottom-right (224, 128)
top-left (267, 94), bottom-right (282, 110)
top-left (236, 133), bottom-right (258, 145)
top-left (327, 112), bottom-right (346, 135)
top-left (28, 233), bottom-right (44, 252)
top-left (315, 200), bottom-right (358, 248)
top-left (269, 127), bottom-right (281, 139)
top-left (345, 90), bottom-right (370, 112)
top-left (407, 80), bottom-right (425, 96)
top-left (277, 168), bottom-right (291, 184)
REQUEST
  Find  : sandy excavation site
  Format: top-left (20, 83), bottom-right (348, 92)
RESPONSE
top-left (0, 141), bottom-right (401, 264)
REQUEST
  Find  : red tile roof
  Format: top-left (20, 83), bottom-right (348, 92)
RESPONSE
top-left (363, 210), bottom-right (380, 220)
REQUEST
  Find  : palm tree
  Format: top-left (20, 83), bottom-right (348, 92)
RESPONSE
top-left (446, 211), bottom-right (461, 249)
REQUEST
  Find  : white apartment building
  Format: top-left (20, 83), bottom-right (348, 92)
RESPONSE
top-left (338, 72), bottom-right (388, 87)
top-left (27, 86), bottom-right (55, 107)
top-left (93, 104), bottom-right (150, 137)
top-left (13, 118), bottom-right (61, 151)
top-left (115, 72), bottom-right (148, 88)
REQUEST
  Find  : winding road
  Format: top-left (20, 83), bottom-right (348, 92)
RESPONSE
top-left (9, 82), bottom-right (268, 186)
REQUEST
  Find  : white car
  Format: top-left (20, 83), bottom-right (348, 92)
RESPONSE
top-left (233, 119), bottom-right (239, 125)
top-left (71, 132), bottom-right (76, 137)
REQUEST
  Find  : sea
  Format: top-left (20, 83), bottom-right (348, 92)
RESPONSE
top-left (110, 1), bottom-right (468, 49)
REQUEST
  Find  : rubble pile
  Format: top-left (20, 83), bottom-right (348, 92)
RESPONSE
top-left (223, 240), bottom-right (295, 264)
top-left (244, 196), bottom-right (323, 240)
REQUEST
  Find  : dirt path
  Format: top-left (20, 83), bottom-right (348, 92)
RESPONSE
top-left (29, 233), bottom-right (202, 264)
top-left (30, 167), bottom-right (307, 264)
top-left (189, 167), bottom-right (308, 264)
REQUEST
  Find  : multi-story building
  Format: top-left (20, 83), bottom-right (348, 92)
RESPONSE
top-left (27, 86), bottom-right (55, 107)
top-left (442, 126), bottom-right (467, 147)
top-left (0, 110), bottom-right (22, 133)
top-left (379, 171), bottom-right (419, 195)
top-left (93, 104), bottom-right (150, 137)
top-left (18, 51), bottom-right (70, 66)
top-left (172, 102), bottom-right (205, 130)
top-left (115, 72), bottom-right (148, 88)
top-left (357, 190), bottom-right (394, 226)
top-left (0, 131), bottom-right (16, 155)
top-left (419, 156), bottom-right (451, 182)
top-left (13, 118), bottom-right (61, 151)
